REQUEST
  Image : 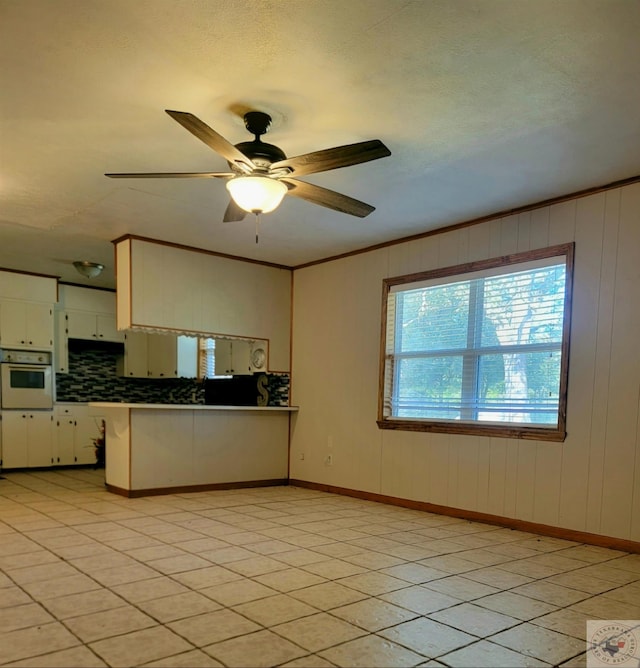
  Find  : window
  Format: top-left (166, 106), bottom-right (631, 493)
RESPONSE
top-left (198, 338), bottom-right (230, 379)
top-left (378, 243), bottom-right (574, 441)
top-left (199, 338), bottom-right (216, 378)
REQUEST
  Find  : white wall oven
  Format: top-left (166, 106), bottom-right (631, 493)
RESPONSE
top-left (0, 349), bottom-right (53, 409)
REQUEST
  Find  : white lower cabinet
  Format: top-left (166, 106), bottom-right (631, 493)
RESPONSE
top-left (54, 405), bottom-right (104, 466)
top-left (55, 416), bottom-right (75, 465)
top-left (0, 406), bottom-right (103, 469)
top-left (1, 411), bottom-right (54, 468)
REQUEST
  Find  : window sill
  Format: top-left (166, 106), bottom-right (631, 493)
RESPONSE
top-left (376, 418), bottom-right (566, 442)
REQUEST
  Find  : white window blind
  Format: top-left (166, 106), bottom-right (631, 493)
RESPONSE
top-left (199, 338), bottom-right (216, 378)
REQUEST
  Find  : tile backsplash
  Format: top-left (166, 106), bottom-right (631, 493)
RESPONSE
top-left (56, 340), bottom-right (289, 406)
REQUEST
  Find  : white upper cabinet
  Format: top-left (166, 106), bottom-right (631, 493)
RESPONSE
top-left (119, 331), bottom-right (197, 379)
top-left (147, 333), bottom-right (177, 378)
top-left (0, 300), bottom-right (54, 349)
top-left (66, 311), bottom-right (123, 342)
top-left (0, 268), bottom-right (56, 352)
top-left (119, 330), bottom-right (148, 378)
top-left (116, 237), bottom-right (291, 372)
top-left (54, 309), bottom-right (69, 373)
top-left (214, 339), bottom-right (252, 375)
top-left (60, 285), bottom-right (124, 343)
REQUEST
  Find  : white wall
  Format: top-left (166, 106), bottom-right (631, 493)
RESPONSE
top-left (290, 183), bottom-right (640, 542)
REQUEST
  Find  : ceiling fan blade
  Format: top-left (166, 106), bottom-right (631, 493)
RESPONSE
top-left (271, 140), bottom-right (390, 177)
top-left (105, 172), bottom-right (234, 179)
top-left (165, 110), bottom-right (255, 173)
top-left (282, 178), bottom-right (375, 218)
top-left (223, 199), bottom-right (247, 222)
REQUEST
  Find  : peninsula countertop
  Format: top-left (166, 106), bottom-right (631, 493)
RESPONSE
top-left (89, 402), bottom-right (298, 411)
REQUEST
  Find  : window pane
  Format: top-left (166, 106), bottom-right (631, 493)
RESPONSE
top-left (397, 281), bottom-right (470, 352)
top-left (476, 351), bottom-right (561, 424)
top-left (481, 265), bottom-right (566, 347)
top-left (200, 338), bottom-right (216, 378)
top-left (394, 356), bottom-right (463, 419)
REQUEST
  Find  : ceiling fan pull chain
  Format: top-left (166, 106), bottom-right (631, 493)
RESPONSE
top-left (255, 212), bottom-right (261, 244)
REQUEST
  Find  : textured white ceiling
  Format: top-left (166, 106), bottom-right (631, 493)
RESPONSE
top-left (1, 0), bottom-right (639, 288)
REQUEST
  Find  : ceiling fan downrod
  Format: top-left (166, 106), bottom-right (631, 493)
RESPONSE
top-left (243, 111), bottom-right (272, 140)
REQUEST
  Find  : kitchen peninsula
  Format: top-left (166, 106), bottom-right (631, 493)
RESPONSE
top-left (90, 403), bottom-right (298, 497)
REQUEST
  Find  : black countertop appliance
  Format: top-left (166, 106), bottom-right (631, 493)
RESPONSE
top-left (203, 375), bottom-right (267, 406)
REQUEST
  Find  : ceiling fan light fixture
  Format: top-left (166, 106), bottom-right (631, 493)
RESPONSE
top-left (73, 261), bottom-right (104, 279)
top-left (226, 176), bottom-right (287, 214)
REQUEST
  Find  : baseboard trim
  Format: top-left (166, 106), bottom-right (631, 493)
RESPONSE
top-left (105, 478), bottom-right (288, 498)
top-left (289, 479), bottom-right (640, 554)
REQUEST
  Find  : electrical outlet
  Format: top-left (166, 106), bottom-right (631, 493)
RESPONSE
top-left (325, 454), bottom-right (333, 466)
top-left (299, 452), bottom-right (305, 461)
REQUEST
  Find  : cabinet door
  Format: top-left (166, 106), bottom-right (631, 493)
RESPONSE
top-left (26, 303), bottom-right (54, 348)
top-left (96, 314), bottom-right (124, 342)
top-left (54, 310), bottom-right (69, 373)
top-left (121, 331), bottom-right (148, 378)
top-left (214, 339), bottom-right (233, 375)
top-left (215, 339), bottom-right (252, 375)
top-left (27, 413), bottom-right (54, 467)
top-left (2, 301), bottom-right (54, 348)
top-left (1, 412), bottom-right (29, 468)
top-left (176, 336), bottom-right (198, 378)
top-left (66, 311), bottom-right (97, 340)
top-left (147, 334), bottom-right (177, 378)
top-left (0, 300), bottom-right (29, 347)
top-left (231, 340), bottom-right (252, 375)
top-left (55, 417), bottom-right (76, 465)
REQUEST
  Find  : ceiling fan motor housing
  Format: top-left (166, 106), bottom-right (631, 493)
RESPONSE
top-left (233, 140), bottom-right (287, 171)
top-left (231, 111), bottom-right (286, 171)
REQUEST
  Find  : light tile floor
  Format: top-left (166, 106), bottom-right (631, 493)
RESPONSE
top-left (1, 469), bottom-right (639, 667)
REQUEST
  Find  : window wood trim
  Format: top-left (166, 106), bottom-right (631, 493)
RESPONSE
top-left (377, 243), bottom-right (575, 441)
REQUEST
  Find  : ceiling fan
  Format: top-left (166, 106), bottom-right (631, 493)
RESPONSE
top-left (106, 110), bottom-right (391, 222)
